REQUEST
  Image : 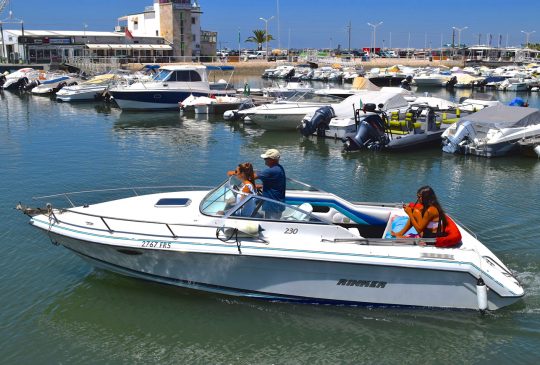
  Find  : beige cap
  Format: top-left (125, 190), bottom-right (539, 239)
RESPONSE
top-left (260, 148), bottom-right (280, 160)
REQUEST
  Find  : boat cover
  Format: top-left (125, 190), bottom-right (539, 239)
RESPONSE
top-left (459, 104), bottom-right (540, 129)
top-left (351, 77), bottom-right (381, 91)
top-left (332, 91), bottom-right (409, 116)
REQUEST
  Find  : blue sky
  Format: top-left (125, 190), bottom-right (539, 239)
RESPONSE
top-left (3, 0), bottom-right (539, 49)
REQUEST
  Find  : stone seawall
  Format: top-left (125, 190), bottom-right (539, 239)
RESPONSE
top-left (126, 58), bottom-right (465, 76)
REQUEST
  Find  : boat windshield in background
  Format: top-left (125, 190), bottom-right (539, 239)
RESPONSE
top-left (285, 91), bottom-right (345, 103)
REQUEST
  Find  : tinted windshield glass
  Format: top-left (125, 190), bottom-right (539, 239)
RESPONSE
top-left (153, 70), bottom-right (171, 81)
top-left (168, 70), bottom-right (203, 82)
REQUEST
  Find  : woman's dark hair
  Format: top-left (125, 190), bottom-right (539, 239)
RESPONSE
top-left (238, 162), bottom-right (256, 186)
top-left (417, 185), bottom-right (447, 227)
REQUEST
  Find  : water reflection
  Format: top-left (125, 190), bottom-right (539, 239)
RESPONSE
top-left (32, 269), bottom-right (530, 364)
top-left (113, 110), bottom-right (183, 129)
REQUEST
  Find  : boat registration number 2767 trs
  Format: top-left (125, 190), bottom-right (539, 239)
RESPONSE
top-left (141, 241), bottom-right (172, 249)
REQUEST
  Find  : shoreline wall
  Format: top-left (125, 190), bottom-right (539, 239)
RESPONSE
top-left (124, 58), bottom-right (465, 76)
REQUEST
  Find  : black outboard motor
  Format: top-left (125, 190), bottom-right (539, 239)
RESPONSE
top-left (15, 77), bottom-right (29, 90)
top-left (284, 68), bottom-right (295, 80)
top-left (0, 74), bottom-right (6, 88)
top-left (24, 80), bottom-right (40, 91)
top-left (446, 75), bottom-right (458, 88)
top-left (400, 75), bottom-right (413, 91)
top-left (223, 99), bottom-right (256, 121)
top-left (299, 106), bottom-right (335, 137)
top-left (342, 112), bottom-right (388, 152)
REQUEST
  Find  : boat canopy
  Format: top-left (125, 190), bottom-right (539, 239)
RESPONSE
top-left (206, 65), bottom-right (235, 71)
top-left (351, 77), bottom-right (381, 91)
top-left (460, 104), bottom-right (540, 129)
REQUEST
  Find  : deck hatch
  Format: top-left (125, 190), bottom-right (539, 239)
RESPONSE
top-left (155, 198), bottom-right (192, 207)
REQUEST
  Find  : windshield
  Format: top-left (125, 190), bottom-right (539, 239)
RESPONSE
top-left (200, 176), bottom-right (326, 223)
top-left (153, 69), bottom-right (172, 81)
top-left (286, 91), bottom-right (345, 103)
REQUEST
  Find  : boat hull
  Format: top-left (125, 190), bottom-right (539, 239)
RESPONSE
top-left (56, 86), bottom-right (107, 102)
top-left (247, 112), bottom-right (306, 130)
top-left (45, 231), bottom-right (520, 310)
top-left (111, 90), bottom-right (208, 110)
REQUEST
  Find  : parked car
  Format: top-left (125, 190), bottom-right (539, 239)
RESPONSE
top-left (248, 51), bottom-right (267, 59)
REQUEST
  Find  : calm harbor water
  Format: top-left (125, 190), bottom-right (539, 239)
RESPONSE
top-left (1, 80), bottom-right (540, 364)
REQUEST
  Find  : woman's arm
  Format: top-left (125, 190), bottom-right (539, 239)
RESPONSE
top-left (408, 206), bottom-right (438, 233)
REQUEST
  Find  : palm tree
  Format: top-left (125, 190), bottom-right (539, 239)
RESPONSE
top-left (245, 29), bottom-right (274, 51)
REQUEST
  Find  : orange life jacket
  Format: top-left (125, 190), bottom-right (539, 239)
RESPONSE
top-left (407, 202), bottom-right (462, 247)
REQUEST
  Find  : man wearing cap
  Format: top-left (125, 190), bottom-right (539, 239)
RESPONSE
top-left (257, 148), bottom-right (286, 219)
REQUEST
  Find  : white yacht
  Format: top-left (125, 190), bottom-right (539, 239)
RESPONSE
top-left (18, 176), bottom-right (524, 311)
top-left (109, 65), bottom-right (235, 110)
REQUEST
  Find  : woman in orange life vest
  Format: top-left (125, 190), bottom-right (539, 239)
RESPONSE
top-left (391, 185), bottom-right (446, 243)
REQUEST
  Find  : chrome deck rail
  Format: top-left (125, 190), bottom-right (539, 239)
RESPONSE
top-left (32, 185), bottom-right (213, 208)
top-left (322, 237), bottom-right (436, 246)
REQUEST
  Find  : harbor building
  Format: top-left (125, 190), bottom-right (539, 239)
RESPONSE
top-left (0, 0), bottom-right (216, 64)
top-left (118, 0), bottom-right (216, 58)
top-left (1, 29), bottom-right (171, 64)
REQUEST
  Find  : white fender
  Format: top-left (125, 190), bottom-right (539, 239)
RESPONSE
top-left (477, 278), bottom-right (488, 311)
top-left (534, 145), bottom-right (540, 158)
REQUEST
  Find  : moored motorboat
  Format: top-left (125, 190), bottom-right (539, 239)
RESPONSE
top-left (56, 73), bottom-right (121, 102)
top-left (179, 94), bottom-right (250, 114)
top-left (236, 92), bottom-right (344, 130)
top-left (17, 176), bottom-right (524, 310)
top-left (442, 104), bottom-right (540, 157)
top-left (300, 90), bottom-right (410, 139)
top-left (31, 74), bottom-right (80, 95)
top-left (340, 104), bottom-right (448, 151)
top-left (109, 65), bottom-right (235, 110)
top-left (1, 68), bottom-right (37, 90)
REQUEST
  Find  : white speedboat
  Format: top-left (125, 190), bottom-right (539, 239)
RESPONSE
top-left (31, 74), bottom-right (79, 95)
top-left (457, 94), bottom-right (503, 112)
top-left (56, 73), bottom-right (120, 102)
top-left (497, 78), bottom-right (529, 92)
top-left (262, 82), bottom-right (314, 98)
top-left (18, 176), bottom-right (523, 310)
top-left (442, 104), bottom-right (540, 157)
top-left (109, 65), bottom-right (235, 110)
top-left (412, 72), bottom-right (450, 87)
top-left (1, 68), bottom-right (37, 90)
top-left (236, 92), bottom-right (344, 130)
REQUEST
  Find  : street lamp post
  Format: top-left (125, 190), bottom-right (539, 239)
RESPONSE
top-left (452, 26), bottom-right (468, 58)
top-left (521, 30), bottom-right (536, 48)
top-left (367, 21), bottom-right (383, 57)
top-left (259, 16), bottom-right (274, 60)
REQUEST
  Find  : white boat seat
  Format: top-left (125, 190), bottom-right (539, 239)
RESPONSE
top-left (285, 202), bottom-right (313, 221)
top-left (332, 212), bottom-right (352, 224)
